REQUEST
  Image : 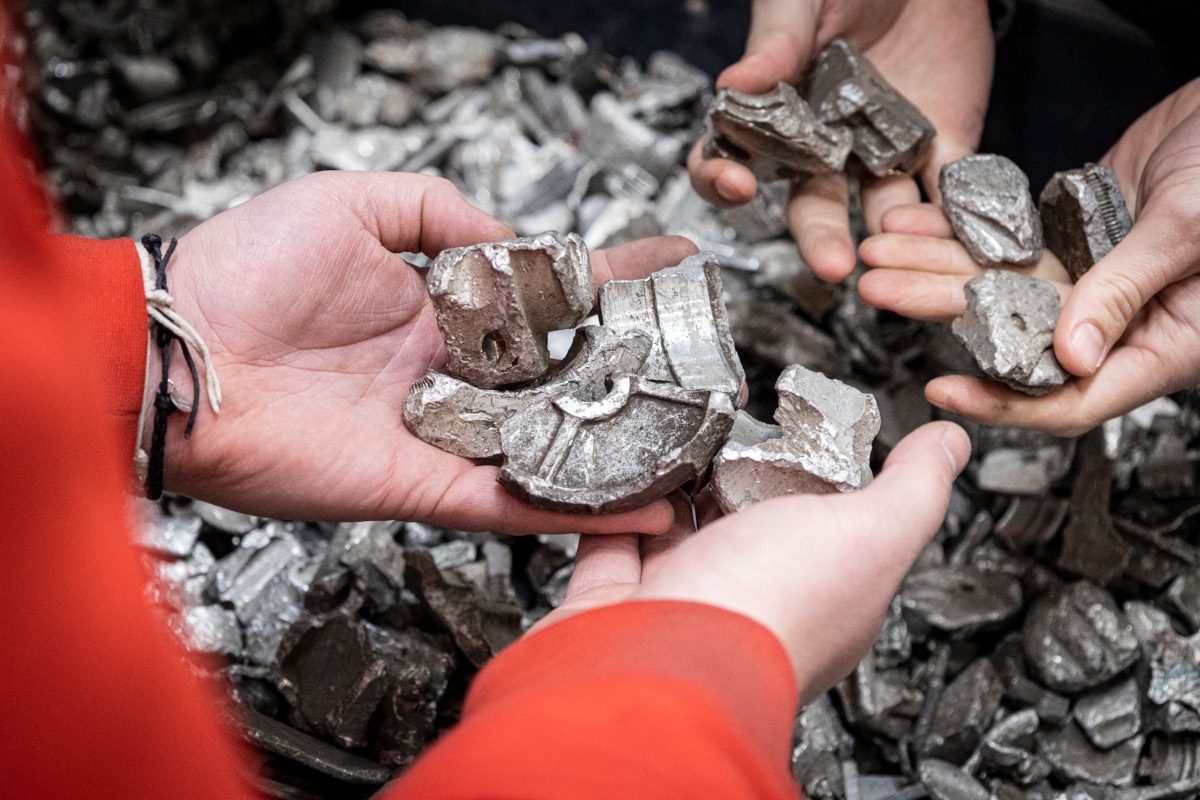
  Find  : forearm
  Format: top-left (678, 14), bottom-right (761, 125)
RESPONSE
top-left (393, 601), bottom-right (800, 800)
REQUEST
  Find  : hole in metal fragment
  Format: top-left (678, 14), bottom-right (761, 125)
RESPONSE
top-left (481, 331), bottom-right (505, 363)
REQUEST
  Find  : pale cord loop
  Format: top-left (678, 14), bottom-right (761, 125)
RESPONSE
top-left (132, 240), bottom-right (223, 483)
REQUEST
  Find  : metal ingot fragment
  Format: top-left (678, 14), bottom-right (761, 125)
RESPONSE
top-left (1040, 162), bottom-right (1133, 282)
top-left (804, 38), bottom-right (935, 176)
top-left (403, 326), bottom-right (653, 459)
top-left (704, 82), bottom-right (852, 181)
top-left (940, 154), bottom-right (1043, 267)
top-left (599, 252), bottom-right (746, 397)
top-left (497, 374), bottom-right (736, 514)
top-left (711, 365), bottom-right (879, 513)
top-left (427, 231), bottom-right (592, 388)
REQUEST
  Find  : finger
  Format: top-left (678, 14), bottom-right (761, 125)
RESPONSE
top-left (319, 171), bottom-right (514, 255)
top-left (688, 138), bottom-right (759, 206)
top-left (917, 135), bottom-right (976, 206)
top-left (592, 236), bottom-right (699, 289)
top-left (788, 174), bottom-right (856, 281)
top-left (564, 534), bottom-right (641, 600)
top-left (862, 174), bottom-right (921, 235)
top-left (857, 269), bottom-right (968, 322)
top-left (416, 465), bottom-right (675, 535)
top-left (717, 0), bottom-right (819, 92)
top-left (880, 203), bottom-right (954, 238)
top-left (1056, 207), bottom-right (1200, 378)
top-left (639, 494), bottom-right (695, 581)
top-left (859, 232), bottom-right (981, 276)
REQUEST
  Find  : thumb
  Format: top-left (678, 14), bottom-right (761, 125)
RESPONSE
top-left (1055, 203), bottom-right (1198, 376)
top-left (718, 0), bottom-right (819, 92)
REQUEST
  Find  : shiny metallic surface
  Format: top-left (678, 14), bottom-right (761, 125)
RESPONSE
top-left (1040, 162), bottom-right (1133, 281)
top-left (941, 154), bottom-right (1044, 267)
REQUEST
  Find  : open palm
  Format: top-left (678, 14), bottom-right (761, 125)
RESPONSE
top-left (162, 171), bottom-right (689, 533)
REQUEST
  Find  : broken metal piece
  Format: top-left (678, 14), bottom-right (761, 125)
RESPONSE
top-left (1057, 433), bottom-right (1129, 585)
top-left (975, 708), bottom-right (1052, 786)
top-left (804, 38), bottom-right (934, 176)
top-left (901, 566), bottom-right (1023, 636)
top-left (1074, 677), bottom-right (1142, 749)
top-left (403, 326), bottom-right (653, 458)
top-left (1040, 163), bottom-right (1132, 282)
top-left (179, 605), bottom-right (244, 656)
top-left (237, 706), bottom-right (392, 785)
top-left (498, 374), bottom-right (736, 514)
top-left (599, 252), bottom-right (746, 397)
top-left (1023, 582), bottom-right (1140, 693)
top-left (921, 659), bottom-right (1004, 762)
top-left (1040, 721), bottom-right (1142, 787)
top-left (994, 494), bottom-right (1070, 551)
top-left (138, 501), bottom-right (202, 556)
top-left (192, 500), bottom-right (260, 534)
top-left (711, 366), bottom-right (879, 513)
top-left (704, 82), bottom-right (851, 180)
top-left (917, 759), bottom-right (990, 800)
top-left (791, 695), bottom-right (855, 800)
top-left (941, 155), bottom-right (1044, 267)
top-left (427, 231), bottom-right (592, 388)
top-left (974, 444), bottom-right (1072, 495)
top-left (952, 270), bottom-right (1067, 396)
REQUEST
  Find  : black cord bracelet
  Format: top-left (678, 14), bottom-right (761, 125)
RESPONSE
top-left (141, 234), bottom-right (202, 500)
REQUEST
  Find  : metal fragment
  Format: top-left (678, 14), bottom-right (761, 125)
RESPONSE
top-left (1039, 721), bottom-right (1142, 787)
top-left (237, 706), bottom-right (391, 785)
top-left (792, 696), bottom-right (855, 800)
top-left (901, 566), bottom-right (1023, 636)
top-left (427, 231), bottom-right (592, 388)
top-left (941, 155), bottom-right (1044, 267)
top-left (599, 252), bottom-right (746, 396)
top-left (952, 270), bottom-right (1067, 396)
top-left (922, 660), bottom-right (1004, 762)
top-left (1074, 677), bottom-right (1142, 749)
top-left (1057, 434), bottom-right (1129, 585)
top-left (179, 605), bottom-right (243, 656)
top-left (704, 82), bottom-right (851, 180)
top-left (975, 708), bottom-right (1051, 786)
top-left (917, 759), bottom-right (990, 800)
top-left (498, 374), bottom-right (736, 514)
top-left (192, 500), bottom-right (260, 534)
top-left (1040, 163), bottom-right (1132, 281)
top-left (404, 326), bottom-right (652, 458)
top-left (1023, 582), bottom-right (1140, 693)
top-left (711, 366), bottom-right (879, 513)
top-left (137, 502), bottom-right (202, 556)
top-left (805, 38), bottom-right (935, 176)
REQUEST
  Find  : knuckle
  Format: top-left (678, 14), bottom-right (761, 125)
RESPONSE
top-left (1089, 270), bottom-right (1148, 329)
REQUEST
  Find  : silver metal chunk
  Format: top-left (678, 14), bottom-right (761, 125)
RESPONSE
top-left (497, 374), bottom-right (736, 514)
top-left (1023, 582), bottom-right (1140, 693)
top-left (427, 231), bottom-right (593, 388)
top-left (710, 365), bottom-right (879, 513)
top-left (403, 326), bottom-right (653, 459)
top-left (599, 252), bottom-right (746, 397)
top-left (952, 269), bottom-right (1067, 396)
top-left (1040, 163), bottom-right (1133, 282)
top-left (704, 82), bottom-right (852, 181)
top-left (941, 154), bottom-right (1044, 267)
top-left (804, 38), bottom-right (935, 176)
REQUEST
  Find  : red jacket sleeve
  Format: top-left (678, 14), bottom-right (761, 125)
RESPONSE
top-left (392, 601), bottom-right (801, 800)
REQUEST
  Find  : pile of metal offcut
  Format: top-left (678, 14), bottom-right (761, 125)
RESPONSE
top-left (26, 3), bottom-right (1200, 799)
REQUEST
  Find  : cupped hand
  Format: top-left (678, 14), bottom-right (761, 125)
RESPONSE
top-left (537, 421), bottom-right (970, 702)
top-left (159, 170), bottom-right (694, 532)
top-left (861, 79), bottom-right (1200, 436)
top-left (688, 0), bottom-right (993, 281)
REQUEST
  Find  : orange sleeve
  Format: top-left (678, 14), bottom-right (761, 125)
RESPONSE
top-left (393, 601), bottom-right (801, 800)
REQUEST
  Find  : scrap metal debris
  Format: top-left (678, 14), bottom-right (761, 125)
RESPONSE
top-left (1040, 163), bottom-right (1133, 282)
top-left (941, 154), bottom-right (1044, 268)
top-left (952, 269), bottom-right (1068, 396)
top-left (31, 2), bottom-right (1200, 798)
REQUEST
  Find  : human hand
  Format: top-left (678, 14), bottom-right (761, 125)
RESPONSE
top-left (860, 79), bottom-right (1200, 436)
top-left (157, 171), bottom-right (694, 532)
top-left (689, 0), bottom-right (993, 281)
top-left (536, 421), bottom-right (970, 702)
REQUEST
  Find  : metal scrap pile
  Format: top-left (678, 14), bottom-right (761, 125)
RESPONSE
top-left (26, 3), bottom-right (1200, 799)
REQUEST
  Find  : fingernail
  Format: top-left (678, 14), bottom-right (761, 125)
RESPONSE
top-left (940, 427), bottom-right (969, 472)
top-left (1071, 322), bottom-right (1107, 373)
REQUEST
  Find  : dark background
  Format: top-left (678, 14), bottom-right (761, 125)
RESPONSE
top-left (348, 0), bottom-right (1200, 192)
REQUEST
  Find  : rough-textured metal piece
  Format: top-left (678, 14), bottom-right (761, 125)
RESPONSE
top-left (901, 566), bottom-right (1023, 636)
top-left (976, 708), bottom-right (1051, 786)
top-left (498, 374), bottom-right (735, 514)
top-left (1023, 582), bottom-right (1140, 693)
top-left (1058, 434), bottom-right (1129, 585)
top-left (941, 155), bottom-right (1044, 267)
top-left (1075, 677), bottom-right (1142, 749)
top-left (237, 706), bottom-right (392, 785)
top-left (599, 252), bottom-right (745, 397)
top-left (791, 696), bottom-right (855, 800)
top-left (711, 366), bottom-right (879, 513)
top-left (179, 605), bottom-right (243, 656)
top-left (192, 500), bottom-right (260, 534)
top-left (1040, 163), bottom-right (1132, 282)
top-left (427, 231), bottom-right (592, 388)
top-left (921, 660), bottom-right (1003, 762)
top-left (952, 270), bottom-right (1067, 396)
top-left (138, 502), bottom-right (202, 556)
top-left (1040, 721), bottom-right (1142, 787)
top-left (804, 38), bottom-right (934, 176)
top-left (704, 82), bottom-right (852, 180)
top-left (917, 759), bottom-right (990, 800)
top-left (403, 326), bottom-right (653, 458)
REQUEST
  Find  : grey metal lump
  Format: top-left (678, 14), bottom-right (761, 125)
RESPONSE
top-left (403, 326), bottom-right (653, 459)
top-left (1023, 582), bottom-right (1140, 693)
top-left (599, 252), bottom-right (746, 397)
top-left (704, 82), bottom-right (852, 180)
top-left (1040, 163), bottom-right (1132, 282)
top-left (710, 365), bottom-right (879, 513)
top-left (917, 759), bottom-right (990, 800)
top-left (900, 566), bottom-right (1023, 636)
top-left (940, 154), bottom-right (1044, 267)
top-left (427, 231), bottom-right (593, 388)
top-left (1074, 677), bottom-right (1143, 749)
top-left (498, 374), bottom-right (736, 514)
top-left (952, 269), bottom-right (1067, 396)
top-left (804, 38), bottom-right (935, 176)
